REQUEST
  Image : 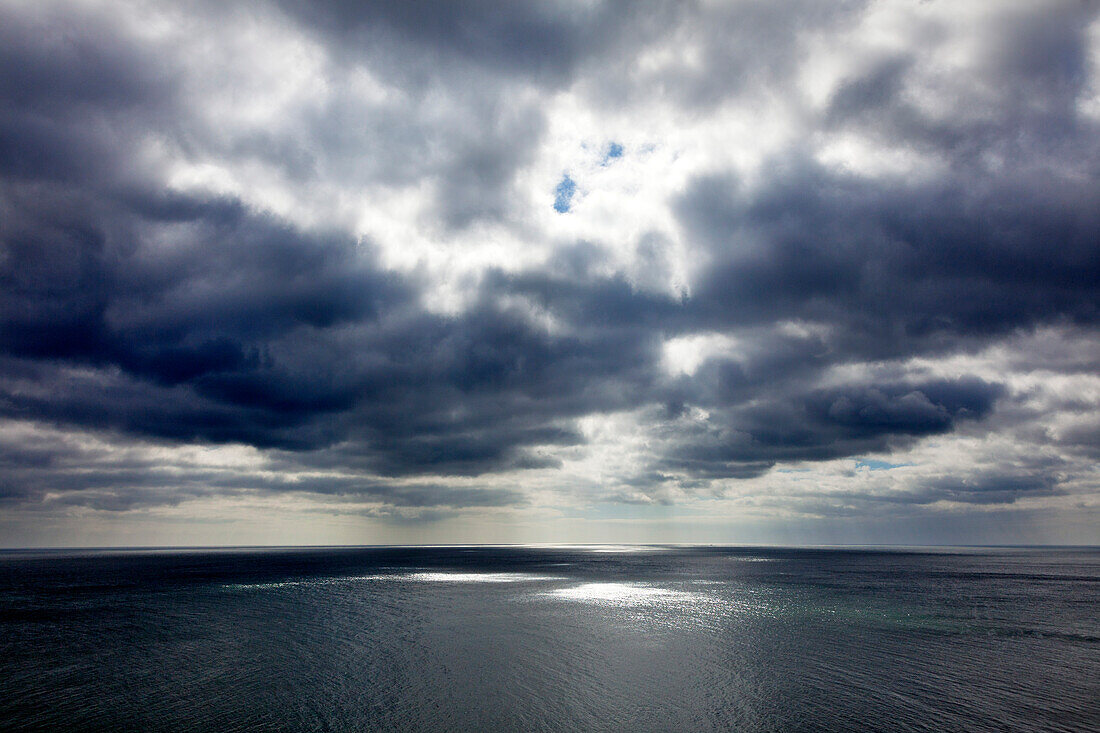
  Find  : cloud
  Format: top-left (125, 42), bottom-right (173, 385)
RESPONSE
top-left (0, 0), bottom-right (1096, 541)
top-left (676, 155), bottom-right (1100, 345)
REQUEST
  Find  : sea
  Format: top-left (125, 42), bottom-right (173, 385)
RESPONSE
top-left (0, 545), bottom-right (1096, 732)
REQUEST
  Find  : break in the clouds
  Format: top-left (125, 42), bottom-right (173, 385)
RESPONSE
top-left (1, 0), bottom-right (1097, 546)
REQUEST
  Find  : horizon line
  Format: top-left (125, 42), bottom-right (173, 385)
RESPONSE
top-left (2, 542), bottom-right (1097, 552)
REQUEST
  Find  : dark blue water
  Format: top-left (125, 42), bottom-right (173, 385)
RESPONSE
top-left (0, 546), bottom-right (1096, 731)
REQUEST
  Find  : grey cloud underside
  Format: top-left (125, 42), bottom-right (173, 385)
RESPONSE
top-left (271, 0), bottom-right (679, 88)
top-left (1, 0), bottom-right (1098, 516)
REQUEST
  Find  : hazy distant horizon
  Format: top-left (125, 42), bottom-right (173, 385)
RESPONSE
top-left (4, 542), bottom-right (1098, 552)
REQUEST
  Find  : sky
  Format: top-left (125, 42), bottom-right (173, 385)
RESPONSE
top-left (1, 0), bottom-right (1098, 547)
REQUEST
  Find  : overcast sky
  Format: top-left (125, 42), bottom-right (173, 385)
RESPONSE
top-left (1, 0), bottom-right (1098, 546)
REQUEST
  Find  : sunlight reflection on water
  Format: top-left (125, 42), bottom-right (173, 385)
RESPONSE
top-left (403, 572), bottom-right (565, 583)
top-left (542, 582), bottom-right (705, 606)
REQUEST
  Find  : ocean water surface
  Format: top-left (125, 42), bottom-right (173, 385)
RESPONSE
top-left (0, 545), bottom-right (1096, 731)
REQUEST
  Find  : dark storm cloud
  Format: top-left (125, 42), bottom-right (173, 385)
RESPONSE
top-left (917, 472), bottom-right (1064, 506)
top-left (644, 377), bottom-right (1004, 482)
top-left (0, 0), bottom-right (660, 482)
top-left (0, 0), bottom-right (621, 476)
top-left (0, 237), bottom-right (654, 469)
top-left (0, 454), bottom-right (525, 512)
top-left (0, 5), bottom-right (176, 183)
top-left (1, 188), bottom-right (408, 365)
top-left (270, 0), bottom-right (674, 88)
top-left (0, 0), bottom-right (1097, 520)
top-left (677, 157), bottom-right (1100, 348)
top-left (776, 473), bottom-right (1063, 514)
top-left (0, 416), bottom-right (525, 512)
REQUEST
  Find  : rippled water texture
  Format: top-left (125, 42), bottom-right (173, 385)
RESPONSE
top-left (1, 546), bottom-right (1097, 731)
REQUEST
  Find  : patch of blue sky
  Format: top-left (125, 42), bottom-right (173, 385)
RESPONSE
top-left (601, 141), bottom-right (623, 165)
top-left (855, 459), bottom-right (913, 471)
top-left (553, 174), bottom-right (576, 213)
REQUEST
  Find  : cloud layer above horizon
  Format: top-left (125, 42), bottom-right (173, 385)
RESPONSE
top-left (1, 0), bottom-right (1098, 545)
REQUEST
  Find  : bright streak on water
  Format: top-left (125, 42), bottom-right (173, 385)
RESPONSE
top-left (224, 571), bottom-right (566, 590)
top-left (403, 571), bottom-right (565, 583)
top-left (543, 582), bottom-right (703, 606)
